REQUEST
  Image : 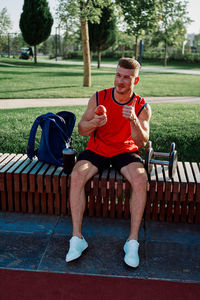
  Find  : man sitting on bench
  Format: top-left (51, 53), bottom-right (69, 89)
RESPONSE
top-left (66, 57), bottom-right (152, 268)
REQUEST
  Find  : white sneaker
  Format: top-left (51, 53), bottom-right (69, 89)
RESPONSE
top-left (123, 239), bottom-right (139, 268)
top-left (66, 236), bottom-right (88, 262)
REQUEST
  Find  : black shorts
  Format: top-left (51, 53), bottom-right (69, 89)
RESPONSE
top-left (77, 150), bottom-right (143, 172)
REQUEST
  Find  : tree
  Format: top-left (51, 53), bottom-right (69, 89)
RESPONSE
top-left (0, 7), bottom-right (12, 35)
top-left (0, 7), bottom-right (12, 55)
top-left (152, 0), bottom-right (191, 65)
top-left (19, 0), bottom-right (53, 63)
top-left (193, 34), bottom-right (200, 52)
top-left (56, 0), bottom-right (110, 87)
top-left (89, 4), bottom-right (117, 68)
top-left (117, 0), bottom-right (158, 60)
top-left (116, 31), bottom-right (135, 58)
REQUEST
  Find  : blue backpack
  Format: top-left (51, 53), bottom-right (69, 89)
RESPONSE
top-left (27, 111), bottom-right (76, 166)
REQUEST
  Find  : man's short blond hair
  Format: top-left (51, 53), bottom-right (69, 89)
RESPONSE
top-left (118, 57), bottom-right (141, 76)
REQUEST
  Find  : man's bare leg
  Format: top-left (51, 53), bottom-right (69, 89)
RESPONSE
top-left (120, 162), bottom-right (147, 267)
top-left (121, 162), bottom-right (147, 240)
top-left (66, 160), bottom-right (98, 262)
top-left (69, 160), bottom-right (98, 238)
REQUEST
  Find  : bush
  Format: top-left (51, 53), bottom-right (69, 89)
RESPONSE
top-left (142, 51), bottom-right (200, 64)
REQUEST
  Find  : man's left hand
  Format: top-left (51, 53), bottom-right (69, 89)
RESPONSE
top-left (123, 105), bottom-right (137, 122)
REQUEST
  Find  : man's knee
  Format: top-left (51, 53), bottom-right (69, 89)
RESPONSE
top-left (132, 171), bottom-right (147, 189)
top-left (124, 163), bottom-right (147, 190)
top-left (70, 161), bottom-right (98, 187)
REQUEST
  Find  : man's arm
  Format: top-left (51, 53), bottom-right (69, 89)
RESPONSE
top-left (123, 103), bottom-right (152, 148)
top-left (78, 93), bottom-right (107, 136)
top-left (130, 104), bottom-right (151, 148)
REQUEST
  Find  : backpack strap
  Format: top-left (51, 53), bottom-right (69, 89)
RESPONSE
top-left (27, 116), bottom-right (41, 159)
top-left (57, 111), bottom-right (76, 138)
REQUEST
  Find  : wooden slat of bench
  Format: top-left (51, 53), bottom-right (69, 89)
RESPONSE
top-left (47, 193), bottom-right (54, 215)
top-left (13, 157), bottom-right (33, 213)
top-left (21, 159), bottom-right (38, 192)
top-left (109, 168), bottom-right (116, 218)
top-left (52, 167), bottom-right (63, 215)
top-left (60, 172), bottom-right (67, 215)
top-left (101, 169), bottom-right (108, 197)
top-left (0, 154), bottom-right (23, 211)
top-left (84, 179), bottom-right (90, 217)
top-left (39, 164), bottom-right (57, 214)
top-left (29, 161), bottom-right (44, 193)
top-left (124, 179), bottom-right (131, 219)
top-left (0, 153), bottom-right (13, 168)
top-left (0, 154), bottom-right (23, 191)
top-left (173, 165), bottom-right (181, 223)
top-left (41, 192), bottom-right (47, 214)
top-left (101, 168), bottom-right (109, 218)
top-left (6, 154), bottom-right (28, 212)
top-left (191, 162), bottom-right (200, 202)
top-left (177, 162), bottom-right (188, 222)
top-left (27, 161), bottom-right (44, 213)
top-left (67, 176), bottom-right (71, 216)
top-left (116, 171), bottom-right (123, 218)
top-left (94, 174), bottom-right (101, 217)
top-left (97, 169), bottom-right (108, 217)
top-left (191, 162), bottom-right (200, 223)
top-left (87, 175), bottom-right (95, 217)
top-left (155, 164), bottom-right (165, 221)
top-left (37, 163), bottom-right (50, 193)
top-left (163, 166), bottom-right (173, 222)
top-left (0, 153), bottom-right (8, 208)
top-left (53, 167), bottom-right (63, 191)
top-left (149, 164), bottom-right (157, 221)
top-left (34, 191), bottom-right (40, 214)
top-left (45, 165), bottom-right (57, 193)
top-left (22, 191), bottom-right (28, 213)
top-left (93, 173), bottom-right (99, 197)
top-left (184, 162), bottom-right (195, 202)
top-left (14, 158), bottom-right (32, 192)
top-left (184, 162), bottom-right (196, 223)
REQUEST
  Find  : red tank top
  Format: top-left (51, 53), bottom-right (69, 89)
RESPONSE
top-left (86, 88), bottom-right (147, 157)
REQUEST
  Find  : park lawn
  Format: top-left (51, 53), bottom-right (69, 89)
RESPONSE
top-left (66, 57), bottom-right (200, 70)
top-left (0, 58), bottom-right (200, 98)
top-left (0, 103), bottom-right (199, 163)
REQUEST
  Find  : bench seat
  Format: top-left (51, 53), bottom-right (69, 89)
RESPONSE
top-left (0, 153), bottom-right (200, 223)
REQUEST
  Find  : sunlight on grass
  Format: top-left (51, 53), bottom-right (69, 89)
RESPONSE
top-left (0, 58), bottom-right (199, 98)
top-left (0, 104), bottom-right (200, 163)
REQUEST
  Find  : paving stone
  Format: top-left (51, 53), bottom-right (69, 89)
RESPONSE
top-left (145, 241), bottom-right (200, 282)
top-left (145, 220), bottom-right (200, 244)
top-left (0, 232), bottom-right (50, 270)
top-left (55, 216), bottom-right (145, 240)
top-left (39, 235), bottom-right (147, 278)
top-left (0, 212), bottom-right (58, 235)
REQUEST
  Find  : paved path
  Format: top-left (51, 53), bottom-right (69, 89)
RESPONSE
top-left (0, 96), bottom-right (200, 109)
top-left (38, 58), bottom-right (200, 76)
top-left (1, 212), bottom-right (200, 284)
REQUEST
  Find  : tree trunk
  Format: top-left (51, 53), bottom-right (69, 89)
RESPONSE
top-left (81, 19), bottom-right (91, 87)
top-left (134, 36), bottom-right (138, 60)
top-left (164, 42), bottom-right (168, 66)
top-left (34, 45), bottom-right (37, 64)
top-left (97, 49), bottom-right (101, 68)
top-left (121, 45), bottom-right (125, 58)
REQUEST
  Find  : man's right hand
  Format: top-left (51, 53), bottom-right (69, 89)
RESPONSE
top-left (93, 113), bottom-right (107, 127)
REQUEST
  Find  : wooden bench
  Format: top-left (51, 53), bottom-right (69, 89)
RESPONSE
top-left (0, 153), bottom-right (200, 223)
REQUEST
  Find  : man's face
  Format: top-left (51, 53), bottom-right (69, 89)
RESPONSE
top-left (114, 66), bottom-right (138, 95)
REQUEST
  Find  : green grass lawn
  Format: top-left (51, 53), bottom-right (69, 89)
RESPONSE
top-left (0, 58), bottom-right (200, 99)
top-left (0, 103), bottom-right (199, 162)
